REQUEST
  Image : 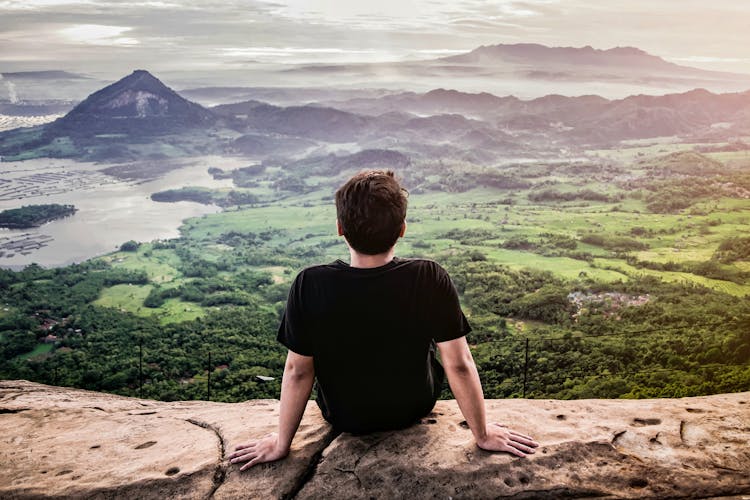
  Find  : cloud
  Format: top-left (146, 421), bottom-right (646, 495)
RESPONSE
top-left (0, 0), bottom-right (95, 9)
top-left (1, 0), bottom-right (750, 76)
top-left (414, 49), bottom-right (467, 55)
top-left (220, 46), bottom-right (381, 63)
top-left (59, 24), bottom-right (138, 46)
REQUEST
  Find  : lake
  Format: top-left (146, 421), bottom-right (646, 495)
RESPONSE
top-left (0, 156), bottom-right (249, 269)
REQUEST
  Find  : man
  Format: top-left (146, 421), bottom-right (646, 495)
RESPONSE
top-left (229, 170), bottom-right (538, 470)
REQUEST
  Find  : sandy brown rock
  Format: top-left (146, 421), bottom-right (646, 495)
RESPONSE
top-left (299, 395), bottom-right (750, 499)
top-left (1, 381), bottom-right (749, 499)
top-left (0, 380), bottom-right (332, 499)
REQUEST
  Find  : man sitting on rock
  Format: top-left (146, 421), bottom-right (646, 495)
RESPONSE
top-left (229, 170), bottom-right (538, 470)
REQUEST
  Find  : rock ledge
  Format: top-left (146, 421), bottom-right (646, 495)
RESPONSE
top-left (1, 380), bottom-right (749, 499)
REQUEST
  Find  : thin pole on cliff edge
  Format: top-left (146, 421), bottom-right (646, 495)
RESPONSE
top-left (523, 337), bottom-right (529, 398)
top-left (138, 338), bottom-right (143, 399)
top-left (207, 350), bottom-right (212, 401)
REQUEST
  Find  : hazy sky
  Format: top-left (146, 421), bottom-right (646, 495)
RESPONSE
top-left (2, 0), bottom-right (750, 76)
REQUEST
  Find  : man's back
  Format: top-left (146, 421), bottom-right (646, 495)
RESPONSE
top-left (229, 171), bottom-right (537, 472)
top-left (277, 257), bottom-right (470, 433)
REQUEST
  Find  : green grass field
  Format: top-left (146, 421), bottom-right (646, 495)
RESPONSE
top-left (104, 246), bottom-right (181, 283)
top-left (94, 283), bottom-right (206, 324)
top-left (18, 343), bottom-right (54, 361)
top-left (93, 283), bottom-right (154, 311)
top-left (594, 258), bottom-right (750, 296)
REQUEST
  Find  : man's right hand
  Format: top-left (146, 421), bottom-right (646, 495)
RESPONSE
top-left (475, 422), bottom-right (539, 457)
top-left (229, 432), bottom-right (290, 471)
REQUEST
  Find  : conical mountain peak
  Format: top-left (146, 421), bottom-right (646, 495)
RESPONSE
top-left (50, 70), bottom-right (215, 136)
top-left (116, 69), bottom-right (169, 90)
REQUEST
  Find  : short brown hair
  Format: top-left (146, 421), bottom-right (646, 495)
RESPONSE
top-left (335, 170), bottom-right (408, 255)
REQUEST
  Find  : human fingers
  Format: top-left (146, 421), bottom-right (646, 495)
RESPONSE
top-left (510, 433), bottom-right (538, 447)
top-left (230, 451), bottom-right (257, 464)
top-left (491, 423), bottom-right (533, 440)
top-left (509, 430), bottom-right (535, 442)
top-left (501, 443), bottom-right (528, 458)
top-left (491, 424), bottom-right (536, 445)
top-left (240, 456), bottom-right (262, 471)
top-left (233, 441), bottom-right (257, 451)
top-left (508, 440), bottom-right (536, 455)
top-left (229, 445), bottom-right (257, 459)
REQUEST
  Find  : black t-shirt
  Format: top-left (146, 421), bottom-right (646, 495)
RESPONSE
top-left (277, 257), bottom-right (471, 433)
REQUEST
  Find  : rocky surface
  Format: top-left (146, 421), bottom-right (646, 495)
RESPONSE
top-left (0, 381), bottom-right (333, 499)
top-left (1, 380), bottom-right (749, 499)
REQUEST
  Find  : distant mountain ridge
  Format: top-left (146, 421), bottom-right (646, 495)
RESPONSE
top-left (2, 68), bottom-right (750, 162)
top-left (326, 85), bottom-right (750, 144)
top-left (49, 70), bottom-right (215, 136)
top-left (442, 43), bottom-right (744, 78)
top-left (444, 44), bottom-right (668, 67)
top-left (282, 42), bottom-right (750, 97)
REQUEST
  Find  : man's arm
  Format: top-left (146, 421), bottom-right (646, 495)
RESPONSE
top-left (229, 350), bottom-right (315, 470)
top-left (437, 336), bottom-right (538, 457)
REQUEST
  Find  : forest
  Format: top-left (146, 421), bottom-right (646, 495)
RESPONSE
top-left (151, 187), bottom-right (259, 208)
top-left (0, 204), bottom-right (77, 229)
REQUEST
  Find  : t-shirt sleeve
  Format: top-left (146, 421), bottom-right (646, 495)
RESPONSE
top-left (428, 263), bottom-right (472, 343)
top-left (277, 271), bottom-right (314, 356)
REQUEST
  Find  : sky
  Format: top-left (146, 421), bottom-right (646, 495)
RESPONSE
top-left (2, 0), bottom-right (750, 77)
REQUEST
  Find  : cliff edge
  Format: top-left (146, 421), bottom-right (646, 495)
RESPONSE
top-left (1, 380), bottom-right (748, 499)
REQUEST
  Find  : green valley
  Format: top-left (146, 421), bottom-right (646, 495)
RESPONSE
top-left (1, 144), bottom-right (749, 401)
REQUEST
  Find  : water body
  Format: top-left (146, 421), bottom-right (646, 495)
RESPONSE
top-left (0, 156), bottom-right (245, 269)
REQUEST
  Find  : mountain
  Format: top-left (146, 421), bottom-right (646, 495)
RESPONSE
top-left (444, 44), bottom-right (674, 70)
top-left (286, 43), bottom-right (750, 98)
top-left (369, 86), bottom-right (750, 146)
top-left (0, 70), bottom-right (221, 160)
top-left (285, 149), bottom-right (411, 177)
top-left (2, 67), bottom-right (750, 162)
top-left (180, 86), bottom-right (392, 107)
top-left (440, 44), bottom-right (748, 82)
top-left (324, 89), bottom-right (520, 118)
top-left (213, 101), bottom-right (371, 142)
top-left (49, 70), bottom-right (215, 136)
top-left (567, 89), bottom-right (750, 142)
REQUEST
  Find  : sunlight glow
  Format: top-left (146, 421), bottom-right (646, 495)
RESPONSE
top-left (0, 0), bottom-right (94, 9)
top-left (59, 24), bottom-right (139, 46)
top-left (220, 46), bottom-right (394, 63)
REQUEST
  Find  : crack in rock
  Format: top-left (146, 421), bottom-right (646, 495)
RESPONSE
top-left (185, 418), bottom-right (228, 499)
top-left (506, 487), bottom-right (609, 498)
top-left (281, 427), bottom-right (340, 500)
top-left (0, 407), bottom-right (30, 413)
top-left (327, 433), bottom-right (394, 492)
top-left (332, 466), bottom-right (363, 489)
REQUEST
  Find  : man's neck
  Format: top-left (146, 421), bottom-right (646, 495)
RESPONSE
top-left (348, 247), bottom-right (395, 269)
